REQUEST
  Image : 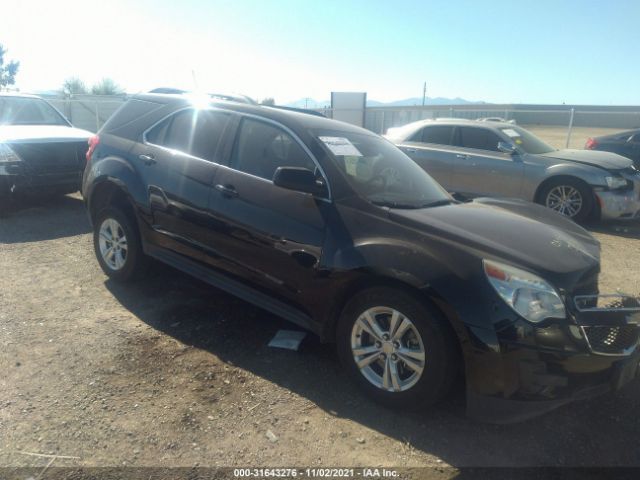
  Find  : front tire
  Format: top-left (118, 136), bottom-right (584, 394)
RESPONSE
top-left (337, 287), bottom-right (458, 409)
top-left (538, 178), bottom-right (594, 223)
top-left (93, 207), bottom-right (147, 282)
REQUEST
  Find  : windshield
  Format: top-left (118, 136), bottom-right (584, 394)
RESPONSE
top-left (499, 126), bottom-right (556, 154)
top-left (0, 97), bottom-right (69, 126)
top-left (315, 130), bottom-right (451, 208)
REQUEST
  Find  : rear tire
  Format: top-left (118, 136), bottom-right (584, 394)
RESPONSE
top-left (336, 287), bottom-right (458, 409)
top-left (93, 207), bottom-right (147, 282)
top-left (538, 177), bottom-right (594, 223)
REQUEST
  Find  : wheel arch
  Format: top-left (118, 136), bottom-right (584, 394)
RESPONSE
top-left (88, 179), bottom-right (138, 228)
top-left (321, 270), bottom-right (467, 369)
top-left (533, 174), bottom-right (595, 204)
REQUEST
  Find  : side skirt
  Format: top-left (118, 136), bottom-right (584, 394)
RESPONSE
top-left (144, 244), bottom-right (318, 334)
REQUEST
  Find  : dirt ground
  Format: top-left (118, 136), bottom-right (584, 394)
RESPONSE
top-left (1, 192), bottom-right (639, 471)
top-left (524, 125), bottom-right (622, 150)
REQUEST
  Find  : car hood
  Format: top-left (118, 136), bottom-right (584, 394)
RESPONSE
top-left (0, 125), bottom-right (93, 144)
top-left (388, 197), bottom-right (600, 280)
top-left (539, 148), bottom-right (632, 170)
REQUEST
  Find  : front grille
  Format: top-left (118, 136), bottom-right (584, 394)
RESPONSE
top-left (11, 141), bottom-right (87, 175)
top-left (583, 325), bottom-right (639, 354)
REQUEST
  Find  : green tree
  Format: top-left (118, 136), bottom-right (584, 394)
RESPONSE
top-left (61, 76), bottom-right (88, 96)
top-left (260, 97), bottom-right (275, 106)
top-left (0, 44), bottom-right (20, 88)
top-left (91, 78), bottom-right (124, 95)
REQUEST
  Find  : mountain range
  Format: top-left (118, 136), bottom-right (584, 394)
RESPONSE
top-left (284, 97), bottom-right (485, 108)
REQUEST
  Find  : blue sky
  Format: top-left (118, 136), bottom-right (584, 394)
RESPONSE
top-left (3, 0), bottom-right (640, 104)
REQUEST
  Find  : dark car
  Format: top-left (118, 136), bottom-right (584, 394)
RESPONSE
top-left (586, 129), bottom-right (640, 168)
top-left (0, 93), bottom-right (92, 202)
top-left (82, 94), bottom-right (640, 423)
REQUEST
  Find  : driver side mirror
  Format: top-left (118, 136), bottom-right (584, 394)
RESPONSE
top-left (497, 141), bottom-right (517, 155)
top-left (273, 167), bottom-right (325, 196)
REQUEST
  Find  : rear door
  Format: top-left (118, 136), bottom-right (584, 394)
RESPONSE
top-left (205, 116), bottom-right (328, 314)
top-left (397, 124), bottom-right (455, 189)
top-left (451, 126), bottom-right (524, 197)
top-left (130, 108), bottom-right (234, 260)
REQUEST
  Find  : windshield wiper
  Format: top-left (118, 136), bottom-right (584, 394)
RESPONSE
top-left (371, 199), bottom-right (454, 209)
top-left (418, 199), bottom-right (455, 208)
top-left (371, 200), bottom-right (419, 209)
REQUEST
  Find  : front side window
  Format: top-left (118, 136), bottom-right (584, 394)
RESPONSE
top-left (230, 118), bottom-right (316, 181)
top-left (457, 127), bottom-right (502, 152)
top-left (0, 97), bottom-right (68, 126)
top-left (146, 109), bottom-right (231, 161)
top-left (315, 130), bottom-right (451, 208)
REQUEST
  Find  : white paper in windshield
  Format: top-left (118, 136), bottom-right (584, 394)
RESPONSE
top-left (318, 136), bottom-right (363, 157)
top-left (502, 129), bottom-right (520, 138)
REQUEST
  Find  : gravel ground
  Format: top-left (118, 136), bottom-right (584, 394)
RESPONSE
top-left (1, 193), bottom-right (639, 470)
top-left (524, 126), bottom-right (622, 150)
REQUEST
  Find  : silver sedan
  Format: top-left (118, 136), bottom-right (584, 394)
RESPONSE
top-left (385, 119), bottom-right (640, 222)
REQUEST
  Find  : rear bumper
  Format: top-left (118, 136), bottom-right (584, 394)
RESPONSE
top-left (465, 295), bottom-right (640, 423)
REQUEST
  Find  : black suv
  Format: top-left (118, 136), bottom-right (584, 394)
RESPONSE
top-left (83, 93), bottom-right (640, 423)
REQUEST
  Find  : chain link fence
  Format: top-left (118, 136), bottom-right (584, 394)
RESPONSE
top-left (359, 106), bottom-right (640, 147)
top-left (40, 95), bottom-right (640, 146)
top-left (45, 95), bottom-right (127, 133)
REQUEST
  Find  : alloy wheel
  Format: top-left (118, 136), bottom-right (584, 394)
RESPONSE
top-left (98, 218), bottom-right (128, 271)
top-left (350, 306), bottom-right (426, 392)
top-left (545, 185), bottom-right (583, 218)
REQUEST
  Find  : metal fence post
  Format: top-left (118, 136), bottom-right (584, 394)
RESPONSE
top-left (95, 102), bottom-right (100, 132)
top-left (565, 108), bottom-right (575, 148)
top-left (380, 111), bottom-right (385, 134)
top-left (449, 107), bottom-right (454, 118)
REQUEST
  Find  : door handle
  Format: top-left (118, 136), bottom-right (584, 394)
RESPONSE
top-left (215, 184), bottom-right (239, 198)
top-left (139, 154), bottom-right (156, 165)
top-left (456, 154), bottom-right (470, 159)
top-left (404, 148), bottom-right (417, 153)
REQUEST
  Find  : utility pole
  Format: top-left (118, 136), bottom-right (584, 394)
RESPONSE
top-left (422, 82), bottom-right (427, 106)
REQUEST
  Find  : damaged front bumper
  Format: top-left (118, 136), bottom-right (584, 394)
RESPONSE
top-left (466, 294), bottom-right (640, 423)
top-left (0, 164), bottom-right (82, 199)
top-left (595, 172), bottom-right (640, 220)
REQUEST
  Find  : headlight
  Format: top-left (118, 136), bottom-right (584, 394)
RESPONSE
top-left (0, 143), bottom-right (21, 165)
top-left (605, 175), bottom-right (628, 190)
top-left (483, 260), bottom-right (566, 323)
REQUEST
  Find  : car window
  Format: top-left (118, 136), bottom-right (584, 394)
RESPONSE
top-left (631, 134), bottom-right (640, 143)
top-left (497, 126), bottom-right (556, 154)
top-left (314, 130), bottom-right (451, 208)
top-left (410, 125), bottom-right (453, 145)
top-left (230, 118), bottom-right (316, 181)
top-left (457, 127), bottom-right (502, 152)
top-left (0, 97), bottom-right (68, 126)
top-left (146, 109), bottom-right (231, 162)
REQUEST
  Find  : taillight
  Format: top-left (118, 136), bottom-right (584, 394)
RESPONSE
top-left (585, 137), bottom-right (598, 150)
top-left (86, 135), bottom-right (100, 163)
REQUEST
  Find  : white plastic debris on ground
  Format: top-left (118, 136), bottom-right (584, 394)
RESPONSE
top-left (267, 330), bottom-right (307, 351)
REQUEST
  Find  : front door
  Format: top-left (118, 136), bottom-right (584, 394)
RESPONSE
top-left (397, 124), bottom-right (456, 189)
top-left (205, 117), bottom-right (328, 314)
top-left (451, 126), bottom-right (524, 197)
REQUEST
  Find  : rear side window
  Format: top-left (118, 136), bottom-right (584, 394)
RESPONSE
top-left (230, 118), bottom-right (316, 181)
top-left (457, 127), bottom-right (502, 152)
top-left (146, 109), bottom-right (231, 162)
top-left (410, 125), bottom-right (454, 145)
